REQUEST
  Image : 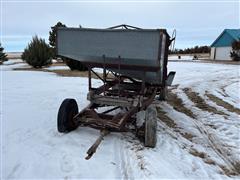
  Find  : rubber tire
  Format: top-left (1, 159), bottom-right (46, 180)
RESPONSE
top-left (57, 98), bottom-right (79, 133)
top-left (144, 107), bottom-right (157, 147)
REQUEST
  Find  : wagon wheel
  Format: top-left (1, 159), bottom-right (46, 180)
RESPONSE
top-left (144, 106), bottom-right (157, 147)
top-left (57, 98), bottom-right (79, 133)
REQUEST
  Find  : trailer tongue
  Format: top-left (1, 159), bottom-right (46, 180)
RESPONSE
top-left (56, 24), bottom-right (176, 159)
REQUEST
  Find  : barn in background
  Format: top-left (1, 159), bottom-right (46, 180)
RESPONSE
top-left (210, 29), bottom-right (240, 60)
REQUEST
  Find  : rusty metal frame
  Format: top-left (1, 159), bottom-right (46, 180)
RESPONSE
top-left (73, 64), bottom-right (158, 132)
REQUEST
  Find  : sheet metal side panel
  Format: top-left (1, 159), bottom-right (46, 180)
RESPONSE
top-left (107, 34), bottom-right (164, 84)
top-left (57, 28), bottom-right (160, 67)
top-left (159, 33), bottom-right (167, 85)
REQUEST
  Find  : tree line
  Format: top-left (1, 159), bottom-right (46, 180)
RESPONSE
top-left (169, 45), bottom-right (210, 54)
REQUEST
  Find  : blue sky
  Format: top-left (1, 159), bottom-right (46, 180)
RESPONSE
top-left (1, 0), bottom-right (239, 52)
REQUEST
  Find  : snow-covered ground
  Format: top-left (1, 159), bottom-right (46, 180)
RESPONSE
top-left (2, 59), bottom-right (23, 65)
top-left (1, 60), bottom-right (240, 179)
top-left (44, 65), bottom-right (70, 70)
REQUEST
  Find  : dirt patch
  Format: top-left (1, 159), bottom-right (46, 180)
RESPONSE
top-left (6, 52), bottom-right (22, 59)
top-left (219, 165), bottom-right (239, 176)
top-left (156, 107), bottom-right (193, 141)
top-left (183, 88), bottom-right (227, 116)
top-left (206, 93), bottom-right (240, 115)
top-left (167, 91), bottom-right (196, 119)
top-left (204, 158), bottom-right (216, 165)
top-left (189, 148), bottom-right (206, 159)
top-left (233, 162), bottom-right (240, 175)
top-left (13, 67), bottom-right (104, 78)
top-left (180, 132), bottom-right (195, 142)
top-left (189, 148), bottom-right (239, 176)
top-left (51, 69), bottom-right (90, 77)
top-left (156, 107), bottom-right (177, 129)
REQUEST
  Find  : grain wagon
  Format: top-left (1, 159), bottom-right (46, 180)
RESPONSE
top-left (56, 24), bottom-right (176, 159)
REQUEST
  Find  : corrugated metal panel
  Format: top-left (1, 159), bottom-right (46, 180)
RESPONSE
top-left (211, 29), bottom-right (240, 47)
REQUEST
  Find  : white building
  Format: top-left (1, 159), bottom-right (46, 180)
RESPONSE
top-left (210, 29), bottom-right (240, 60)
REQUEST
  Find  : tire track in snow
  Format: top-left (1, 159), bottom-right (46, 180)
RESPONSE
top-left (191, 119), bottom-right (239, 175)
top-left (114, 135), bottom-right (133, 179)
top-left (114, 133), bottom-right (152, 179)
top-left (168, 88), bottom-right (240, 175)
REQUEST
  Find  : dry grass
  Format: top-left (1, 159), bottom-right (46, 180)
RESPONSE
top-left (180, 132), bottom-right (195, 142)
top-left (219, 165), bottom-right (239, 176)
top-left (156, 107), bottom-right (177, 129)
top-left (206, 93), bottom-right (240, 115)
top-left (189, 148), bottom-right (206, 159)
top-left (51, 69), bottom-right (90, 77)
top-left (167, 91), bottom-right (196, 119)
top-left (6, 52), bottom-right (22, 59)
top-left (183, 88), bottom-right (227, 116)
top-left (13, 66), bottom-right (107, 79)
top-left (189, 148), bottom-right (240, 176)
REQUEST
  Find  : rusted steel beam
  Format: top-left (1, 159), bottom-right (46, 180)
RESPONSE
top-left (73, 103), bottom-right (98, 122)
top-left (93, 82), bottom-right (115, 95)
top-left (118, 106), bottom-right (138, 130)
top-left (85, 129), bottom-right (109, 160)
top-left (91, 69), bottom-right (104, 82)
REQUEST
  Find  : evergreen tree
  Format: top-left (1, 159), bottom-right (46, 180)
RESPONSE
top-left (49, 22), bottom-right (66, 57)
top-left (49, 22), bottom-right (87, 71)
top-left (0, 43), bottom-right (8, 64)
top-left (230, 41), bottom-right (240, 61)
top-left (170, 45), bottom-right (210, 54)
top-left (22, 36), bottom-right (53, 68)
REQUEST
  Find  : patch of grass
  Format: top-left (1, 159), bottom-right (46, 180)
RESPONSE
top-left (204, 158), bottom-right (216, 165)
top-left (13, 66), bottom-right (104, 78)
top-left (219, 165), bottom-right (238, 176)
top-left (51, 69), bottom-right (89, 77)
top-left (183, 88), bottom-right (227, 116)
top-left (156, 107), bottom-right (177, 128)
top-left (206, 93), bottom-right (240, 115)
top-left (180, 132), bottom-right (195, 142)
top-left (189, 148), bottom-right (206, 159)
top-left (167, 91), bottom-right (196, 119)
top-left (233, 162), bottom-right (240, 175)
top-left (189, 148), bottom-right (240, 176)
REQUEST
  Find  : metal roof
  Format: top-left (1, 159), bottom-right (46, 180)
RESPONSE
top-left (211, 29), bottom-right (240, 47)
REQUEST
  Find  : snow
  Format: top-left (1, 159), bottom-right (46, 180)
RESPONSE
top-left (2, 61), bottom-right (240, 179)
top-left (2, 59), bottom-right (23, 65)
top-left (224, 82), bottom-right (240, 103)
top-left (44, 66), bottom-right (70, 70)
top-left (168, 62), bottom-right (240, 108)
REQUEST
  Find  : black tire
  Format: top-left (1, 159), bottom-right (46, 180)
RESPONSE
top-left (144, 107), bottom-right (157, 147)
top-left (57, 98), bottom-right (79, 133)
